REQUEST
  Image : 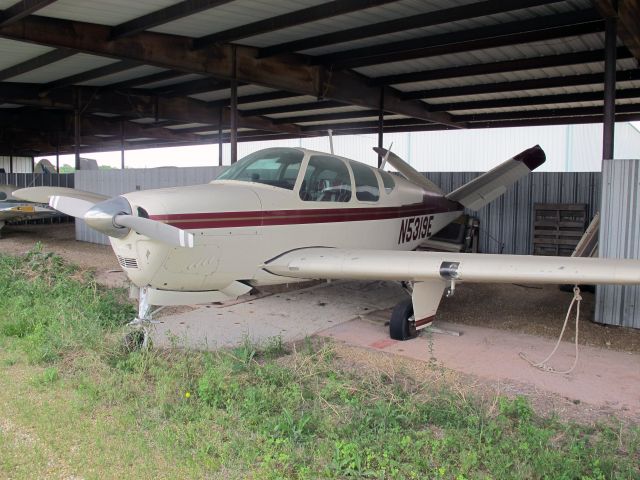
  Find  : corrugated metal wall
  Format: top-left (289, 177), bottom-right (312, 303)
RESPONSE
top-left (595, 159), bottom-right (640, 328)
top-left (0, 172), bottom-right (74, 188)
top-left (426, 171), bottom-right (601, 254)
top-left (0, 156), bottom-right (33, 173)
top-left (74, 167), bottom-right (601, 254)
top-left (75, 166), bottom-right (225, 244)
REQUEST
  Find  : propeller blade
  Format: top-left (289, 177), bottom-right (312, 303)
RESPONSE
top-left (49, 195), bottom-right (96, 218)
top-left (114, 214), bottom-right (195, 248)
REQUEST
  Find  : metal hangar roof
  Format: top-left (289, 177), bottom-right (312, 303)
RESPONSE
top-left (0, 0), bottom-right (637, 156)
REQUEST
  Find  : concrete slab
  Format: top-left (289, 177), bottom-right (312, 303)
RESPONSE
top-left (151, 280), bottom-right (406, 349)
top-left (320, 318), bottom-right (640, 414)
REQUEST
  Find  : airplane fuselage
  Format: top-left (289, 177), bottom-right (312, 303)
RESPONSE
top-left (108, 149), bottom-right (463, 294)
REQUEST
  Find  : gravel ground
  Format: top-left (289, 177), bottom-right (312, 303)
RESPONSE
top-left (3, 222), bottom-right (640, 354)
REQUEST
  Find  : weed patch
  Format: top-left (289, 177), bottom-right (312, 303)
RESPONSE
top-left (0, 249), bottom-right (639, 479)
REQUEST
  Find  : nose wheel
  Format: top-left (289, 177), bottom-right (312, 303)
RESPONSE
top-left (389, 298), bottom-right (418, 341)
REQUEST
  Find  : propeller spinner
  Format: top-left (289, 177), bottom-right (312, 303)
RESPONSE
top-left (49, 195), bottom-right (194, 248)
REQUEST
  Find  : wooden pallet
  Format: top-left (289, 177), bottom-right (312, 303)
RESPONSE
top-left (533, 203), bottom-right (587, 256)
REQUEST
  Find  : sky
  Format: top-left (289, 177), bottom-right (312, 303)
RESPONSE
top-left (37, 122), bottom-right (640, 172)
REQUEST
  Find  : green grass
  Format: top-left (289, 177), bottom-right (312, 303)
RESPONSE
top-left (0, 247), bottom-right (639, 479)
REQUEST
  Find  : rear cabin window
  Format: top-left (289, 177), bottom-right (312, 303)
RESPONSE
top-left (350, 161), bottom-right (380, 202)
top-left (379, 170), bottom-right (396, 194)
top-left (299, 155), bottom-right (352, 202)
top-left (216, 148), bottom-right (304, 190)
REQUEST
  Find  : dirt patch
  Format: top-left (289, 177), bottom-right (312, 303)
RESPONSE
top-left (1, 223), bottom-right (126, 288)
top-left (436, 283), bottom-right (640, 354)
top-left (330, 341), bottom-right (640, 426)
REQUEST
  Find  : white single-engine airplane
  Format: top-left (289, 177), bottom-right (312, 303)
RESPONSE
top-left (0, 184), bottom-right (59, 237)
top-left (14, 146), bottom-right (640, 344)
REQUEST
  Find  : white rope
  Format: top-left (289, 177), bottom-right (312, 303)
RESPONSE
top-left (519, 285), bottom-right (582, 375)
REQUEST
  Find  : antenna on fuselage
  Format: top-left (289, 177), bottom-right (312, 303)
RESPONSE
top-left (327, 129), bottom-right (334, 154)
top-left (379, 142), bottom-right (393, 170)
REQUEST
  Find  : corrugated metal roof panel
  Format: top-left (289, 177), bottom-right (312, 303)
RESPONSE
top-left (257, 0), bottom-right (588, 53)
top-left (0, 103), bottom-right (22, 108)
top-left (239, 94), bottom-right (315, 110)
top-left (6, 54), bottom-right (117, 83)
top-left (391, 62), bottom-right (622, 93)
top-left (0, 39), bottom-right (54, 70)
top-left (38, 0), bottom-right (178, 27)
top-left (79, 65), bottom-right (167, 86)
top-left (297, 113), bottom-right (404, 126)
top-left (166, 123), bottom-right (210, 130)
top-left (150, 0), bottom-right (326, 37)
top-left (355, 33), bottom-right (608, 78)
top-left (189, 84), bottom-right (275, 102)
top-left (137, 73), bottom-right (205, 89)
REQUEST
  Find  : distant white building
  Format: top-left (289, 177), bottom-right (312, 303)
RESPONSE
top-left (237, 122), bottom-right (640, 172)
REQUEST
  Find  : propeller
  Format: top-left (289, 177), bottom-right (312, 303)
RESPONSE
top-left (48, 194), bottom-right (194, 248)
top-left (49, 195), bottom-right (95, 218)
top-left (114, 214), bottom-right (194, 248)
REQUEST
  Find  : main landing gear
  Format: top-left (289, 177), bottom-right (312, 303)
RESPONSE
top-left (389, 298), bottom-right (417, 340)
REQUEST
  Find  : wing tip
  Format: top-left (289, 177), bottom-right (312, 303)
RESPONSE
top-left (514, 145), bottom-right (546, 171)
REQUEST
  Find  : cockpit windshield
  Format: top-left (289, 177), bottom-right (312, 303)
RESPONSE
top-left (216, 148), bottom-right (304, 190)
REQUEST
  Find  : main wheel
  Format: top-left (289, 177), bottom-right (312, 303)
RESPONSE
top-left (389, 299), bottom-right (418, 341)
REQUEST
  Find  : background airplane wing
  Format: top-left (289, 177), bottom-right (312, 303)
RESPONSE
top-left (0, 204), bottom-right (58, 222)
top-left (264, 247), bottom-right (640, 286)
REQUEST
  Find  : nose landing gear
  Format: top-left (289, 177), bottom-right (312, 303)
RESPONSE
top-left (124, 286), bottom-right (162, 351)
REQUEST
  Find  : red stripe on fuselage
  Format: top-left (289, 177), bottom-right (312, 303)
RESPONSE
top-left (149, 200), bottom-right (461, 230)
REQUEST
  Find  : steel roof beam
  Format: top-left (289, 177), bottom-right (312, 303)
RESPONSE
top-left (594, 0), bottom-right (640, 63)
top-left (0, 48), bottom-right (73, 81)
top-left (0, 14), bottom-right (461, 127)
top-left (0, 0), bottom-right (56, 27)
top-left (432, 88), bottom-right (640, 112)
top-left (192, 0), bottom-right (399, 49)
top-left (318, 10), bottom-right (603, 68)
top-left (0, 82), bottom-right (305, 135)
top-left (259, 0), bottom-right (563, 58)
top-left (111, 0), bottom-right (235, 39)
top-left (401, 68), bottom-right (640, 100)
top-left (151, 77), bottom-right (233, 97)
top-left (272, 109), bottom-right (380, 124)
top-left (370, 46), bottom-right (632, 86)
top-left (240, 100), bottom-right (347, 117)
top-left (208, 91), bottom-right (299, 107)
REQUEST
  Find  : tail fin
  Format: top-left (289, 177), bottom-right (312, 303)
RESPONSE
top-left (373, 147), bottom-right (443, 194)
top-left (446, 145), bottom-right (545, 210)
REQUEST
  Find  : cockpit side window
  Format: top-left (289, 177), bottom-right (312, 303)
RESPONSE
top-left (299, 155), bottom-right (352, 202)
top-left (350, 161), bottom-right (380, 202)
top-left (379, 170), bottom-right (396, 194)
top-left (216, 148), bottom-right (304, 190)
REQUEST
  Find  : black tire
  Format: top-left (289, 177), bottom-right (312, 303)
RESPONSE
top-left (389, 299), bottom-right (417, 341)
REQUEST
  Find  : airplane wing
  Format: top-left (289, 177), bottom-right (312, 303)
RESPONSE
top-left (264, 247), bottom-right (640, 337)
top-left (264, 247), bottom-right (640, 285)
top-left (0, 204), bottom-right (58, 222)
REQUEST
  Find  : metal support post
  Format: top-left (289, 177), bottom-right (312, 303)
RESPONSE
top-left (230, 45), bottom-right (238, 164)
top-left (120, 120), bottom-right (125, 169)
top-left (603, 15), bottom-right (617, 161)
top-left (378, 87), bottom-right (384, 167)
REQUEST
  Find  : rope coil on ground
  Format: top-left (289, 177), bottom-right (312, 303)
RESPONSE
top-left (519, 285), bottom-right (582, 375)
